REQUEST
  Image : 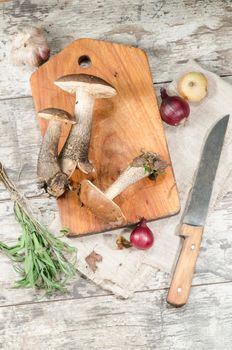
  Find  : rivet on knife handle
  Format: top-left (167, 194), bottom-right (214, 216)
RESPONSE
top-left (167, 224), bottom-right (203, 307)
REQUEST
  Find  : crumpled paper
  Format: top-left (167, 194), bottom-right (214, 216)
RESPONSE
top-left (50, 60), bottom-right (232, 298)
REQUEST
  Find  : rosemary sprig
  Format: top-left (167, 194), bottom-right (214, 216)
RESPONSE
top-left (0, 163), bottom-right (77, 293)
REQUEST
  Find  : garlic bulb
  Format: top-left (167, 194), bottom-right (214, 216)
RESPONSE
top-left (11, 26), bottom-right (50, 67)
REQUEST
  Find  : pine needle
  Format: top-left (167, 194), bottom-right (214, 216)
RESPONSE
top-left (0, 162), bottom-right (77, 293)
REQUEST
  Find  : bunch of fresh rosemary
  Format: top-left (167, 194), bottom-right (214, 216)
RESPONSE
top-left (0, 163), bottom-right (76, 293)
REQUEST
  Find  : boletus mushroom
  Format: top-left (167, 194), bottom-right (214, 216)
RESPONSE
top-left (79, 152), bottom-right (167, 225)
top-left (54, 74), bottom-right (117, 176)
top-left (37, 108), bottom-right (75, 197)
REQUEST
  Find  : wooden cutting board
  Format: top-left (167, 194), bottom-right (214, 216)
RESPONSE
top-left (30, 38), bottom-right (180, 236)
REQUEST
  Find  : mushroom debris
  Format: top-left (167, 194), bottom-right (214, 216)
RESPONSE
top-left (54, 74), bottom-right (117, 177)
top-left (37, 108), bottom-right (76, 197)
top-left (79, 152), bottom-right (167, 225)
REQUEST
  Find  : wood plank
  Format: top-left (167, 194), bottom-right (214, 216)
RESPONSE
top-left (31, 38), bottom-right (179, 235)
top-left (0, 0), bottom-right (231, 99)
top-left (0, 98), bottom-right (43, 201)
top-left (1, 282), bottom-right (232, 349)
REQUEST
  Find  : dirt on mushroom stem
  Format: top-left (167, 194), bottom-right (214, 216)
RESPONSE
top-left (131, 151), bottom-right (167, 174)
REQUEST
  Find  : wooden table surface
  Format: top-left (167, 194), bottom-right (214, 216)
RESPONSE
top-left (0, 1), bottom-right (231, 349)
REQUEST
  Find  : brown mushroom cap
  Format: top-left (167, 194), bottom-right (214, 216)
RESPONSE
top-left (79, 180), bottom-right (126, 226)
top-left (38, 108), bottom-right (76, 124)
top-left (54, 74), bottom-right (117, 99)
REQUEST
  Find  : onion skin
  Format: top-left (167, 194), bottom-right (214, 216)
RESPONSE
top-left (178, 72), bottom-right (208, 102)
top-left (130, 218), bottom-right (154, 250)
top-left (160, 88), bottom-right (190, 126)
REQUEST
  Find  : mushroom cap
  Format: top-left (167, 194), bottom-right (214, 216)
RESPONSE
top-left (38, 108), bottom-right (76, 124)
top-left (54, 74), bottom-right (117, 99)
top-left (79, 180), bottom-right (126, 226)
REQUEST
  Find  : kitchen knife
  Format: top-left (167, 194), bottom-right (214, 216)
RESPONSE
top-left (167, 114), bottom-right (230, 307)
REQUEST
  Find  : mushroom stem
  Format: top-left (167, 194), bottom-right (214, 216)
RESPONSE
top-left (104, 166), bottom-right (147, 200)
top-left (60, 91), bottom-right (94, 176)
top-left (37, 120), bottom-right (61, 183)
top-left (55, 74), bottom-right (117, 176)
top-left (104, 152), bottom-right (167, 200)
top-left (79, 152), bottom-right (167, 225)
top-left (37, 108), bottom-right (75, 198)
top-left (75, 91), bottom-right (95, 172)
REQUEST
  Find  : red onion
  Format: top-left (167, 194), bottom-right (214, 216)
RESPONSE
top-left (130, 218), bottom-right (154, 250)
top-left (160, 88), bottom-right (190, 126)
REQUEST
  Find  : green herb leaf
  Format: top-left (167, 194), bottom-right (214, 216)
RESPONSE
top-left (59, 226), bottom-right (71, 237)
top-left (0, 165), bottom-right (77, 294)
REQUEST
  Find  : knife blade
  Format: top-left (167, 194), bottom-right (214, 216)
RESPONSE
top-left (167, 114), bottom-right (230, 307)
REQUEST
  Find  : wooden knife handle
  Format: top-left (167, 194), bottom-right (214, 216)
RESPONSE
top-left (167, 223), bottom-right (204, 307)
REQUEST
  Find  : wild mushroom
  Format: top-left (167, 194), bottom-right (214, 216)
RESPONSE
top-left (54, 74), bottom-right (117, 176)
top-left (37, 108), bottom-right (76, 197)
top-left (79, 152), bottom-right (167, 225)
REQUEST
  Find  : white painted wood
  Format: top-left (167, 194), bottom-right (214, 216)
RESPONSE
top-left (0, 97), bottom-right (42, 200)
top-left (0, 0), bottom-right (231, 99)
top-left (0, 1), bottom-right (232, 348)
top-left (1, 283), bottom-right (232, 350)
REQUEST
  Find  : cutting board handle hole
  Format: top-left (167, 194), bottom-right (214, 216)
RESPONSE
top-left (78, 55), bottom-right (91, 68)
